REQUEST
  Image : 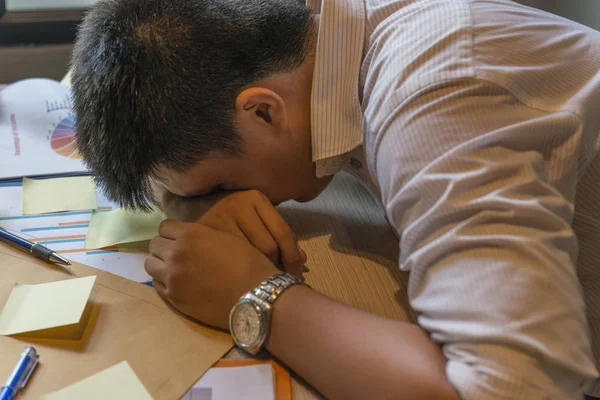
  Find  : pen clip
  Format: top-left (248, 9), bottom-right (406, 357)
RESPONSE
top-left (20, 354), bottom-right (39, 389)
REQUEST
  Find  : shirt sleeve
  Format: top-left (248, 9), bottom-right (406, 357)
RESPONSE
top-left (373, 78), bottom-right (599, 399)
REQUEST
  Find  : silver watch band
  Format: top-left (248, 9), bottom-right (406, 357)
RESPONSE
top-left (252, 272), bottom-right (306, 305)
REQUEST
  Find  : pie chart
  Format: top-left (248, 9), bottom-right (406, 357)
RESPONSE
top-left (50, 114), bottom-right (80, 159)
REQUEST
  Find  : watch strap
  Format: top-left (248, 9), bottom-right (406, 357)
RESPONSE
top-left (252, 272), bottom-right (306, 305)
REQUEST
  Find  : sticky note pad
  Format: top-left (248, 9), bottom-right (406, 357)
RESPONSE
top-left (61, 70), bottom-right (72, 88)
top-left (22, 176), bottom-right (97, 215)
top-left (0, 276), bottom-right (96, 336)
top-left (84, 208), bottom-right (164, 249)
top-left (117, 240), bottom-right (151, 252)
top-left (40, 361), bottom-right (153, 400)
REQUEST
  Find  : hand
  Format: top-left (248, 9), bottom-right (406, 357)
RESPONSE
top-left (145, 219), bottom-right (280, 330)
top-left (197, 190), bottom-right (306, 276)
top-left (154, 187), bottom-right (306, 276)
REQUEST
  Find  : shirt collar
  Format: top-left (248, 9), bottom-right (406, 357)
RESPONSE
top-left (307, 0), bottom-right (366, 177)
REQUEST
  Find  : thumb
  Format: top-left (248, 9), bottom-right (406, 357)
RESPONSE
top-left (298, 244), bottom-right (307, 264)
top-left (283, 243), bottom-right (306, 278)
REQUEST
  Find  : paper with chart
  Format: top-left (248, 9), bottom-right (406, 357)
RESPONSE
top-left (0, 181), bottom-right (151, 282)
top-left (0, 78), bottom-right (87, 179)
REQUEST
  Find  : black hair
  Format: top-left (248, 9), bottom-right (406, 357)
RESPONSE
top-left (71, 0), bottom-right (314, 209)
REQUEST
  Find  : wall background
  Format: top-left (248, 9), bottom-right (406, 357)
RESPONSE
top-left (516, 0), bottom-right (556, 12)
top-left (517, 0), bottom-right (599, 30)
top-left (555, 0), bottom-right (600, 30)
top-left (6, 0), bottom-right (95, 11)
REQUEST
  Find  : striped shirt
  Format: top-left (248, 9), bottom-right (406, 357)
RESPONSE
top-left (307, 0), bottom-right (600, 398)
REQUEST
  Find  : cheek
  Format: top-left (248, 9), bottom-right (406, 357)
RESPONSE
top-left (257, 176), bottom-right (294, 204)
top-left (243, 138), bottom-right (310, 202)
top-left (249, 162), bottom-right (298, 203)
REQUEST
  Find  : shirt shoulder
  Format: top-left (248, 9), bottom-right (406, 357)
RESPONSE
top-left (361, 0), bottom-right (475, 116)
top-left (362, 0), bottom-right (600, 116)
top-left (361, 0), bottom-right (477, 176)
top-left (361, 0), bottom-right (600, 175)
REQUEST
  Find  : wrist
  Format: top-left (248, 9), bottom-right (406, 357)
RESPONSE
top-left (229, 272), bottom-right (307, 355)
top-left (265, 284), bottom-right (311, 352)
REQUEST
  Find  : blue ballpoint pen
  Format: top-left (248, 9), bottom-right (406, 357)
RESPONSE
top-left (0, 227), bottom-right (70, 266)
top-left (0, 347), bottom-right (39, 400)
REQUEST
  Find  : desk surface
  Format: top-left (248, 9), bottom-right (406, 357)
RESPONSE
top-left (226, 172), bottom-right (414, 399)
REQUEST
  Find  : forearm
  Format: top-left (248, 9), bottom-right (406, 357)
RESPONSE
top-left (266, 285), bottom-right (459, 400)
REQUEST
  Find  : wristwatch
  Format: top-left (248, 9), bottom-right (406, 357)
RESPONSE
top-left (229, 272), bottom-right (306, 355)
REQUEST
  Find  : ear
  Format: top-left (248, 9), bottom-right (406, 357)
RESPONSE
top-left (234, 88), bottom-right (289, 133)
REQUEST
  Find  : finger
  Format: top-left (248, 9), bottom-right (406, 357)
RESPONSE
top-left (148, 236), bottom-right (175, 261)
top-left (198, 213), bottom-right (247, 241)
top-left (254, 201), bottom-right (304, 276)
top-left (158, 218), bottom-right (188, 239)
top-left (236, 208), bottom-right (280, 265)
top-left (298, 245), bottom-right (308, 264)
top-left (144, 255), bottom-right (167, 282)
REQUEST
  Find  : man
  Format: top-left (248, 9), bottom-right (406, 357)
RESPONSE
top-left (71, 0), bottom-right (600, 398)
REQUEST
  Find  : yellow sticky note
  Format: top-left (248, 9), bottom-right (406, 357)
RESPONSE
top-left (84, 208), bottom-right (164, 249)
top-left (40, 361), bottom-right (153, 400)
top-left (0, 276), bottom-right (96, 336)
top-left (61, 70), bottom-right (72, 88)
top-left (22, 176), bottom-right (97, 215)
top-left (117, 240), bottom-right (151, 252)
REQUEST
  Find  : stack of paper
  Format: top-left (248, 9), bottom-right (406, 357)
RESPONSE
top-left (0, 176), bottom-right (162, 282)
top-left (0, 78), bottom-right (166, 282)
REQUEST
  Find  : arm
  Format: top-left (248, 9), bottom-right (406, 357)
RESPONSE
top-left (146, 217), bottom-right (458, 399)
top-left (267, 285), bottom-right (459, 400)
top-left (373, 79), bottom-right (598, 398)
top-left (147, 192), bottom-right (458, 399)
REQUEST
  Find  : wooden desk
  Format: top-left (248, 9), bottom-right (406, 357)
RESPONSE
top-left (226, 172), bottom-right (416, 399)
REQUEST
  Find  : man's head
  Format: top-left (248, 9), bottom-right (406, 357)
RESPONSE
top-left (72, 0), bottom-right (328, 210)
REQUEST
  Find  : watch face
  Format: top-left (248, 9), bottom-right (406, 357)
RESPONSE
top-left (231, 302), bottom-right (262, 345)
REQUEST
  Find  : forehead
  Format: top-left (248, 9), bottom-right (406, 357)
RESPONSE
top-left (153, 163), bottom-right (216, 197)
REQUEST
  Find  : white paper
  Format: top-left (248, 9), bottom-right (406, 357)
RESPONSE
top-left (181, 364), bottom-right (275, 400)
top-left (0, 79), bottom-right (87, 179)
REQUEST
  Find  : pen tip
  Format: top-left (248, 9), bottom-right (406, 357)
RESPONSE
top-left (50, 253), bottom-right (71, 266)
